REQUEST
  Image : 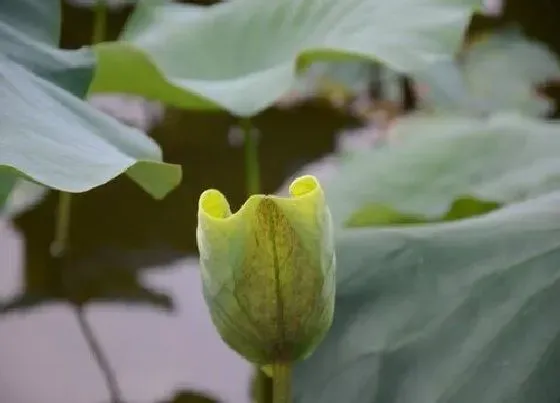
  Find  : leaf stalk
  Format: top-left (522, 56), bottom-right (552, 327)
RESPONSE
top-left (272, 362), bottom-right (292, 403)
top-left (241, 118), bottom-right (261, 195)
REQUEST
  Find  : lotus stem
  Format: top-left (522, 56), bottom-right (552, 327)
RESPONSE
top-left (241, 118), bottom-right (260, 195)
top-left (50, 191), bottom-right (72, 258)
top-left (92, 0), bottom-right (108, 44)
top-left (272, 362), bottom-right (292, 403)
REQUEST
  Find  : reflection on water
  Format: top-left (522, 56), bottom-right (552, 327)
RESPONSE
top-left (0, 219), bottom-right (250, 403)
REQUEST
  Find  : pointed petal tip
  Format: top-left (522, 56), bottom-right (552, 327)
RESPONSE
top-left (198, 175), bottom-right (322, 221)
top-left (289, 175), bottom-right (321, 198)
top-left (199, 189), bottom-right (231, 219)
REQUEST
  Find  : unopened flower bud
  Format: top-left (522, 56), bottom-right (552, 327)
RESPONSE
top-left (196, 175), bottom-right (335, 365)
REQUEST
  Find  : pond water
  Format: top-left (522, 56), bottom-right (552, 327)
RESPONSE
top-left (0, 225), bottom-right (251, 403)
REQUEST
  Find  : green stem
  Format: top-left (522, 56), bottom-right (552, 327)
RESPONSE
top-left (241, 118), bottom-right (260, 195)
top-left (272, 362), bottom-right (292, 403)
top-left (240, 118), bottom-right (267, 402)
top-left (92, 0), bottom-right (108, 44)
top-left (50, 192), bottom-right (72, 258)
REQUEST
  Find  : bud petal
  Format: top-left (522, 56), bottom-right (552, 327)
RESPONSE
top-left (196, 175), bottom-right (335, 364)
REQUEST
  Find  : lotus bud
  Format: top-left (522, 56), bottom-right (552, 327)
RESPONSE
top-left (196, 175), bottom-right (335, 365)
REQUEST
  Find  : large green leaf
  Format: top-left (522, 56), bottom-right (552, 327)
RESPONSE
top-left (325, 113), bottom-right (560, 227)
top-left (90, 0), bottom-right (481, 117)
top-left (419, 28), bottom-right (560, 116)
top-left (0, 0), bottom-right (93, 96)
top-left (282, 60), bottom-right (378, 104)
top-left (462, 29), bottom-right (560, 116)
top-left (0, 167), bottom-right (17, 210)
top-left (0, 175), bottom-right (48, 218)
top-left (0, 0), bottom-right (181, 198)
top-left (294, 190), bottom-right (560, 403)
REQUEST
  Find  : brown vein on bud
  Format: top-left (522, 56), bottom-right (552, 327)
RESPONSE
top-left (267, 199), bottom-right (287, 353)
top-left (231, 196), bottom-right (328, 363)
top-left (255, 197), bottom-right (290, 359)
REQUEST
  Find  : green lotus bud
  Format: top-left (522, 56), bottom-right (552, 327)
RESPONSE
top-left (196, 175), bottom-right (335, 365)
